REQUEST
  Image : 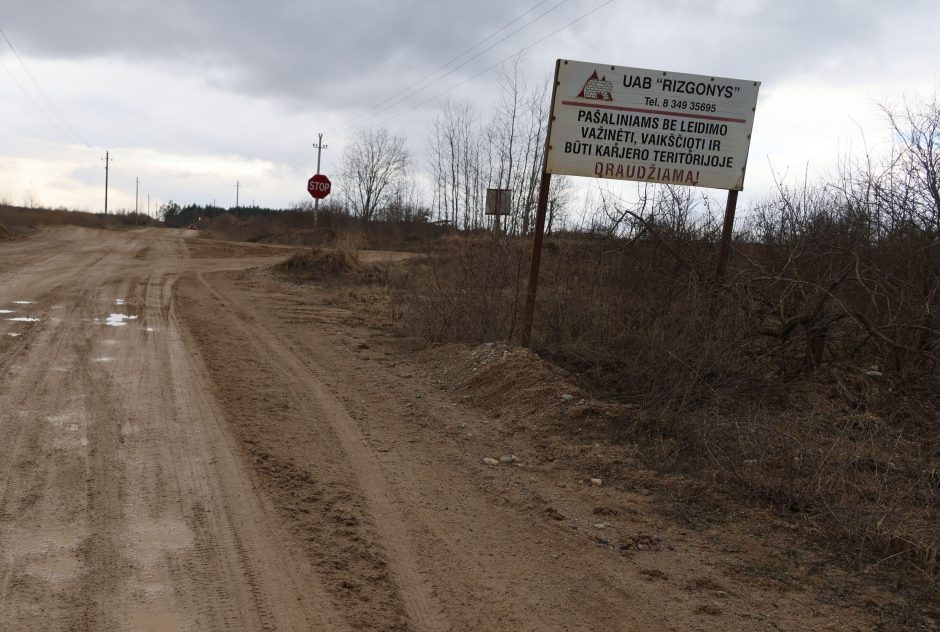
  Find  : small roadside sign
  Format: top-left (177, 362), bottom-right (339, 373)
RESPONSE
top-left (485, 189), bottom-right (511, 216)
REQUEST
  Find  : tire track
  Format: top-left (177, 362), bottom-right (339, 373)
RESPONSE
top-left (185, 270), bottom-right (450, 632)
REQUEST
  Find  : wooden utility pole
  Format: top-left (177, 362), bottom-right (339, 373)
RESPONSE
top-left (235, 181), bottom-right (240, 209)
top-left (135, 177), bottom-right (139, 223)
top-left (102, 151), bottom-right (111, 215)
top-left (312, 133), bottom-right (327, 213)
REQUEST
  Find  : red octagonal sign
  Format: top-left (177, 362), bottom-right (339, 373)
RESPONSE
top-left (307, 174), bottom-right (331, 200)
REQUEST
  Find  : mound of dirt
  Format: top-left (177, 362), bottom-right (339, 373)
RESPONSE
top-left (0, 224), bottom-right (13, 241)
top-left (274, 247), bottom-right (362, 280)
top-left (419, 342), bottom-right (630, 438)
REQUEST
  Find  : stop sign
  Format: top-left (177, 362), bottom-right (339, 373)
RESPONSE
top-left (307, 174), bottom-right (331, 200)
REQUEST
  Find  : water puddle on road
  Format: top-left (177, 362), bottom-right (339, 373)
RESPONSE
top-left (7, 333), bottom-right (20, 337)
top-left (47, 414), bottom-right (81, 433)
top-left (105, 313), bottom-right (138, 327)
top-left (127, 606), bottom-right (182, 632)
top-left (5, 528), bottom-right (83, 584)
top-left (5, 317), bottom-right (40, 322)
top-left (13, 300), bottom-right (34, 305)
top-left (0, 309), bottom-right (13, 314)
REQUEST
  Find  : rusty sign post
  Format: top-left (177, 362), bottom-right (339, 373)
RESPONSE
top-left (521, 59), bottom-right (760, 346)
top-left (520, 60), bottom-right (561, 348)
top-left (716, 189), bottom-right (739, 277)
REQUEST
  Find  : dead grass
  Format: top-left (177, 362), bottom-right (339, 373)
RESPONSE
top-left (274, 247), bottom-right (367, 282)
top-left (384, 229), bottom-right (939, 621)
top-left (199, 210), bottom-right (447, 251)
top-left (0, 204), bottom-right (157, 233)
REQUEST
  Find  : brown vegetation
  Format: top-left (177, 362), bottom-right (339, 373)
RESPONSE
top-left (199, 208), bottom-right (446, 251)
top-left (0, 204), bottom-right (157, 237)
top-left (275, 246), bottom-right (364, 281)
top-left (381, 100), bottom-right (940, 621)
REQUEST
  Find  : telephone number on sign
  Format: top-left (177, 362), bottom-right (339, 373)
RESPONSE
top-left (667, 100), bottom-right (717, 113)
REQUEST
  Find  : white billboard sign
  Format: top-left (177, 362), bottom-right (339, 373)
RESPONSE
top-left (546, 59), bottom-right (760, 191)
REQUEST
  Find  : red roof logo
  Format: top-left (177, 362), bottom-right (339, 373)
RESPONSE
top-left (577, 71), bottom-right (614, 101)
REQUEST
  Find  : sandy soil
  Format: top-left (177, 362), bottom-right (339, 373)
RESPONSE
top-left (0, 227), bottom-right (886, 630)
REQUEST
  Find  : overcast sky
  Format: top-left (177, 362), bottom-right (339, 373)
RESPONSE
top-left (1, 0), bottom-right (937, 216)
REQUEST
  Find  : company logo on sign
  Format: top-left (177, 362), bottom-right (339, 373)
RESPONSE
top-left (576, 71), bottom-right (613, 101)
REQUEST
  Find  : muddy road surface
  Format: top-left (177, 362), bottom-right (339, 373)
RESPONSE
top-left (0, 227), bottom-right (878, 631)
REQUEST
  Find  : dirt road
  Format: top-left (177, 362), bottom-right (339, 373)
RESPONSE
top-left (0, 227), bottom-right (878, 631)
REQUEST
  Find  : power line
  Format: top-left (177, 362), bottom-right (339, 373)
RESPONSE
top-left (351, 0), bottom-right (616, 134)
top-left (285, 0), bottom-right (568, 170)
top-left (342, 0), bottom-right (564, 131)
top-left (0, 55), bottom-right (75, 144)
top-left (0, 25), bottom-right (90, 148)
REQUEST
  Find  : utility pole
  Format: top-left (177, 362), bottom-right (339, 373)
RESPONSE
top-left (135, 177), bottom-right (139, 224)
top-left (235, 181), bottom-right (240, 210)
top-left (312, 133), bottom-right (327, 214)
top-left (147, 194), bottom-right (150, 218)
top-left (102, 151), bottom-right (112, 215)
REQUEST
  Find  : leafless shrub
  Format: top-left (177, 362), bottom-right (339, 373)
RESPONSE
top-left (274, 247), bottom-right (362, 281)
top-left (389, 98), bottom-right (940, 610)
top-left (0, 204), bottom-right (157, 232)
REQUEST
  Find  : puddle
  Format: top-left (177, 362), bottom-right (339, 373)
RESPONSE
top-left (7, 333), bottom-right (20, 337)
top-left (47, 415), bottom-right (80, 432)
top-left (145, 327), bottom-right (156, 332)
top-left (93, 356), bottom-right (114, 363)
top-left (105, 313), bottom-right (138, 327)
top-left (127, 606), bottom-right (182, 632)
top-left (6, 317), bottom-right (40, 322)
top-left (127, 516), bottom-right (194, 568)
top-left (39, 554), bottom-right (81, 580)
top-left (6, 528), bottom-right (83, 584)
top-left (5, 529), bottom-right (78, 555)
top-left (13, 300), bottom-right (34, 305)
top-left (115, 298), bottom-right (126, 306)
top-left (0, 309), bottom-right (13, 314)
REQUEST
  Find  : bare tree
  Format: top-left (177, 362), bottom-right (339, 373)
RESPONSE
top-left (430, 98), bottom-right (487, 229)
top-left (882, 93), bottom-right (940, 233)
top-left (342, 128), bottom-right (410, 221)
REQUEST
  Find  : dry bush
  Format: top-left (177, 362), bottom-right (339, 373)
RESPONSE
top-left (200, 209), bottom-right (446, 251)
top-left (387, 101), bottom-right (940, 612)
top-left (274, 247), bottom-right (364, 282)
top-left (0, 204), bottom-right (157, 233)
top-left (392, 234), bottom-right (529, 343)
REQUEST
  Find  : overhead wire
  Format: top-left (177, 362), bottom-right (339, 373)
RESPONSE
top-left (349, 0), bottom-right (616, 134)
top-left (0, 55), bottom-right (75, 145)
top-left (286, 0), bottom-right (571, 169)
top-left (0, 24), bottom-right (91, 148)
top-left (340, 0), bottom-right (570, 132)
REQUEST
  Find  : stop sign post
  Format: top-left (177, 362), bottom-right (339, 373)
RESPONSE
top-left (307, 174), bottom-right (331, 200)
